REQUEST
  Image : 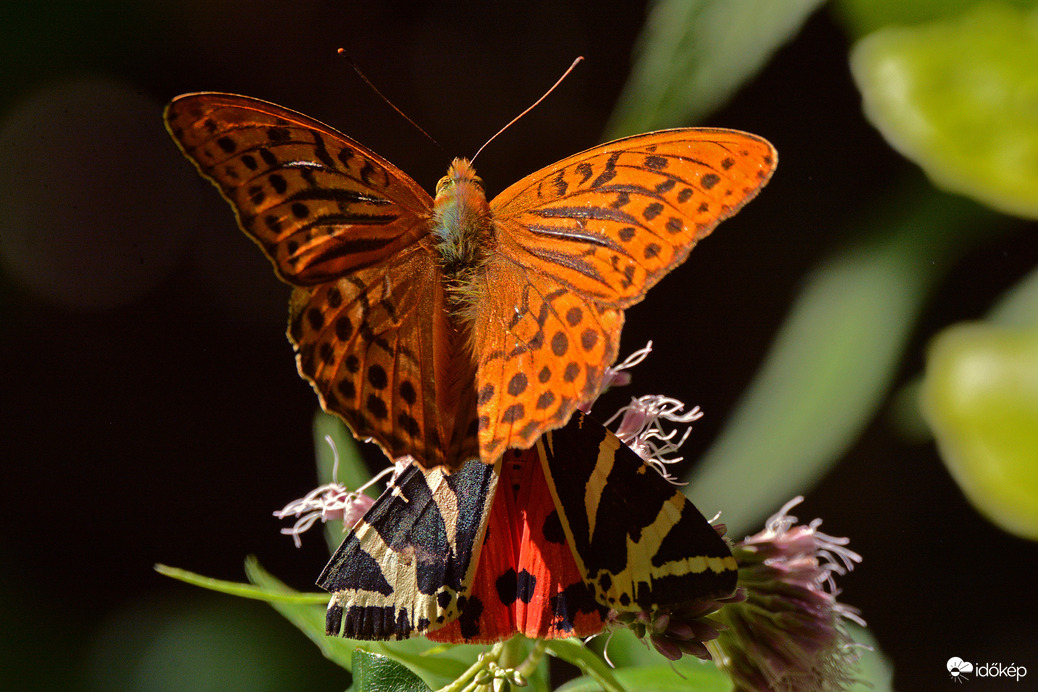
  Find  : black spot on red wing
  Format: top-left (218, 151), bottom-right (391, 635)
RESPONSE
top-left (538, 366), bottom-right (552, 383)
top-left (542, 510), bottom-right (565, 544)
top-left (268, 173), bottom-right (288, 195)
top-left (337, 377), bottom-right (356, 400)
top-left (307, 307), bottom-right (325, 330)
top-left (563, 362), bottom-right (580, 383)
top-left (721, 157), bottom-right (735, 170)
top-left (701, 173), bottom-right (721, 189)
top-left (580, 329), bottom-right (599, 351)
top-left (366, 394), bottom-right (388, 420)
top-left (400, 380), bottom-right (417, 405)
top-left (507, 372), bottom-right (528, 396)
top-left (549, 581), bottom-right (607, 633)
top-left (457, 595), bottom-right (485, 640)
top-left (216, 136), bottom-right (236, 153)
top-left (477, 383), bottom-right (495, 406)
top-left (292, 202), bottom-right (309, 219)
top-left (516, 569), bottom-right (537, 604)
top-left (643, 202), bottom-right (663, 220)
top-left (367, 364), bottom-right (388, 389)
top-left (551, 331), bottom-right (569, 357)
top-left (344, 354), bottom-right (360, 373)
top-left (501, 403), bottom-right (525, 424)
top-left (496, 569), bottom-right (518, 606)
top-left (267, 126), bottom-right (290, 142)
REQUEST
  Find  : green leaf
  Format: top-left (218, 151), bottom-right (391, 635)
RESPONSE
top-left (988, 263), bottom-right (1038, 327)
top-left (556, 662), bottom-right (730, 692)
top-left (832, 0), bottom-right (1038, 38)
top-left (242, 558), bottom-right (358, 670)
top-left (922, 322), bottom-right (1038, 539)
top-left (688, 183), bottom-right (998, 533)
top-left (242, 559), bottom-right (479, 683)
top-left (546, 639), bottom-right (626, 692)
top-left (851, 3), bottom-right (1038, 219)
top-left (605, 0), bottom-right (824, 136)
top-left (352, 650), bottom-right (432, 692)
top-left (155, 562), bottom-right (327, 605)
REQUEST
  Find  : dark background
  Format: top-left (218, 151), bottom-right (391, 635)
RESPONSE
top-left (2, 2), bottom-right (1036, 689)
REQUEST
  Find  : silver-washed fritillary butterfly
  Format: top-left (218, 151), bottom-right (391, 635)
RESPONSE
top-left (165, 93), bottom-right (776, 470)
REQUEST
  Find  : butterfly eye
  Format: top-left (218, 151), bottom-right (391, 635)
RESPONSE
top-left (435, 175), bottom-right (454, 196)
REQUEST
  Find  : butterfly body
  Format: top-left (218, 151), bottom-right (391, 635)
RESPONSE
top-left (165, 94), bottom-right (776, 470)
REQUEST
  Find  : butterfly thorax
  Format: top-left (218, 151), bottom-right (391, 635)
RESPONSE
top-left (431, 159), bottom-right (494, 290)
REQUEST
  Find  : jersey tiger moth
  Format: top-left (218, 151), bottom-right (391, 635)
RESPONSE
top-left (318, 411), bottom-right (737, 642)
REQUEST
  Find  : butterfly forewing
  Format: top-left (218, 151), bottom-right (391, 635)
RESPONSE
top-left (471, 129), bottom-right (776, 464)
top-left (165, 94), bottom-right (433, 285)
top-left (490, 129), bottom-right (776, 307)
top-left (538, 412), bottom-right (738, 611)
top-left (166, 94), bottom-right (479, 469)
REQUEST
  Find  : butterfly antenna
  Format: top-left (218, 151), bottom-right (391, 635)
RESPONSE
top-left (471, 56), bottom-right (584, 163)
top-left (338, 49), bottom-right (443, 154)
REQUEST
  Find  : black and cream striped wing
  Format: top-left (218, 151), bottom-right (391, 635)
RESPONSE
top-left (318, 458), bottom-right (498, 640)
top-left (537, 412), bottom-right (738, 612)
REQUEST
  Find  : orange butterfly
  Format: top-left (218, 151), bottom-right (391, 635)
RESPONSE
top-left (165, 94), bottom-right (776, 471)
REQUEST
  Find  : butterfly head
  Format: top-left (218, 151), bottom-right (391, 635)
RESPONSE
top-left (432, 158), bottom-right (493, 278)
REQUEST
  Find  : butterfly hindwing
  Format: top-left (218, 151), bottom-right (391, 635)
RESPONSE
top-left (319, 458), bottom-right (497, 640)
top-left (538, 412), bottom-right (738, 612)
top-left (426, 449), bottom-right (607, 643)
